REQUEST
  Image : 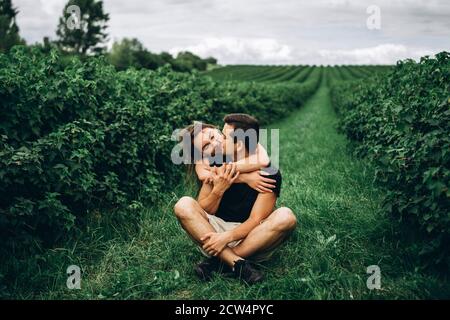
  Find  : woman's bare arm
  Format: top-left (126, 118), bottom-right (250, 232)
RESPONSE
top-left (234, 143), bottom-right (270, 173)
top-left (195, 143), bottom-right (270, 183)
top-left (194, 143), bottom-right (274, 193)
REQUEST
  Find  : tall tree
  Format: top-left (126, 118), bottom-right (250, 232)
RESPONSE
top-left (108, 38), bottom-right (144, 70)
top-left (0, 0), bottom-right (25, 53)
top-left (107, 38), bottom-right (169, 71)
top-left (56, 0), bottom-right (109, 55)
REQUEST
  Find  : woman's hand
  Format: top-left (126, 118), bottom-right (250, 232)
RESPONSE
top-left (211, 163), bottom-right (240, 195)
top-left (240, 170), bottom-right (276, 193)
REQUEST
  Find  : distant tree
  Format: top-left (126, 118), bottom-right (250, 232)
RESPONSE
top-left (107, 38), bottom-right (217, 73)
top-left (134, 50), bottom-right (165, 70)
top-left (160, 51), bottom-right (175, 65)
top-left (108, 38), bottom-right (142, 70)
top-left (204, 57), bottom-right (217, 65)
top-left (29, 36), bottom-right (58, 54)
top-left (56, 0), bottom-right (109, 55)
top-left (42, 36), bottom-right (56, 51)
top-left (0, 0), bottom-right (25, 53)
top-left (108, 38), bottom-right (179, 71)
top-left (173, 51), bottom-right (208, 71)
top-left (108, 38), bottom-right (167, 71)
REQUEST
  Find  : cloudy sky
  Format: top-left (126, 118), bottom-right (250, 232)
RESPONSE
top-left (13, 0), bottom-right (450, 65)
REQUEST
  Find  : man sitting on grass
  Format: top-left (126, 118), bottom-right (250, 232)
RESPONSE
top-left (174, 114), bottom-right (297, 284)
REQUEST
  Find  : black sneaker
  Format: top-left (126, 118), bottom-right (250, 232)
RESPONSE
top-left (233, 259), bottom-right (264, 284)
top-left (195, 257), bottom-right (231, 281)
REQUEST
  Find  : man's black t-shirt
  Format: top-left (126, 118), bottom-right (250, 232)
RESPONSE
top-left (214, 165), bottom-right (282, 223)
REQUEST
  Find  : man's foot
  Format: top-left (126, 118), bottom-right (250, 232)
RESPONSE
top-left (195, 257), bottom-right (231, 281)
top-left (233, 259), bottom-right (264, 284)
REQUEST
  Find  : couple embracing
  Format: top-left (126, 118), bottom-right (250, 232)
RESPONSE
top-left (174, 113), bottom-right (297, 285)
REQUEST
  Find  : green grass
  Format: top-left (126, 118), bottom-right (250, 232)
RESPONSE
top-left (2, 80), bottom-right (449, 300)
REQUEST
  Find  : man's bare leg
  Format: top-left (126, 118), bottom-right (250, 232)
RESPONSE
top-left (174, 196), bottom-right (242, 267)
top-left (233, 207), bottom-right (297, 258)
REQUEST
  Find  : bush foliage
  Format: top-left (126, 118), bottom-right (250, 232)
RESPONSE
top-left (331, 52), bottom-right (450, 267)
top-left (0, 47), bottom-right (321, 251)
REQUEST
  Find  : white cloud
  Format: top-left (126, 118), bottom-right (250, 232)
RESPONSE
top-left (12, 0), bottom-right (450, 64)
top-left (39, 0), bottom-right (63, 16)
top-left (316, 44), bottom-right (436, 65)
top-left (170, 41), bottom-right (442, 65)
top-left (170, 37), bottom-right (293, 64)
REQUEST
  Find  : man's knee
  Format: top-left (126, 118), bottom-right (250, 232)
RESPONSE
top-left (272, 207), bottom-right (297, 232)
top-left (173, 196), bottom-right (197, 220)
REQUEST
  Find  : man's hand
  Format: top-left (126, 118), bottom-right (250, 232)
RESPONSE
top-left (211, 163), bottom-right (240, 195)
top-left (241, 170), bottom-right (277, 193)
top-left (201, 231), bottom-right (233, 256)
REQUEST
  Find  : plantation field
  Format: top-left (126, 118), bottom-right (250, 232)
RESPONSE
top-left (1, 50), bottom-right (449, 299)
top-left (205, 64), bottom-right (390, 82)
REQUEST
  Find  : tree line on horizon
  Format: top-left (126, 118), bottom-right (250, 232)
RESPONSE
top-left (0, 0), bottom-right (218, 72)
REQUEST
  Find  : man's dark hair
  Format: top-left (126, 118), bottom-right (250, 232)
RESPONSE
top-left (223, 113), bottom-right (259, 153)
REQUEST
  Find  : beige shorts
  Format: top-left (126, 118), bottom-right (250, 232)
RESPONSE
top-left (198, 213), bottom-right (281, 263)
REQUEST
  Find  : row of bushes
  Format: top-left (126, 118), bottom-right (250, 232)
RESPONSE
top-left (0, 47), bottom-right (322, 252)
top-left (330, 52), bottom-right (450, 268)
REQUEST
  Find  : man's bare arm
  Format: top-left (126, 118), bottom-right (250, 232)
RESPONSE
top-left (196, 163), bottom-right (250, 184)
top-left (228, 192), bottom-right (277, 242)
top-left (234, 143), bottom-right (270, 173)
top-left (195, 143), bottom-right (270, 182)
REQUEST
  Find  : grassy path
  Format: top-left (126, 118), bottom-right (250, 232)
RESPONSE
top-left (12, 80), bottom-right (447, 300)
